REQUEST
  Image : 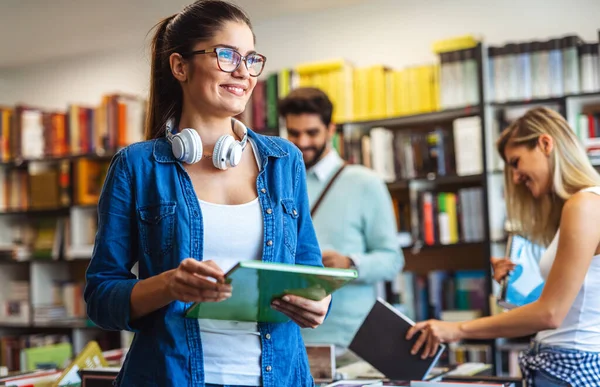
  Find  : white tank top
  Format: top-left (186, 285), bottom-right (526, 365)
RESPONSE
top-left (198, 139), bottom-right (264, 386)
top-left (535, 186), bottom-right (600, 351)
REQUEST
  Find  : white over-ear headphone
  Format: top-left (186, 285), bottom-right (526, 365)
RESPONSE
top-left (165, 117), bottom-right (248, 170)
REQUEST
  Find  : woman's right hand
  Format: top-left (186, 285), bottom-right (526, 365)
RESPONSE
top-left (165, 258), bottom-right (232, 303)
top-left (490, 257), bottom-right (516, 283)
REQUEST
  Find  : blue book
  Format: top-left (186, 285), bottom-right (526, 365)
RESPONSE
top-left (498, 234), bottom-right (546, 309)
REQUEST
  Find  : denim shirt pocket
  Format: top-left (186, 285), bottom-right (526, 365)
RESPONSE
top-left (138, 202), bottom-right (177, 269)
top-left (281, 198), bottom-right (299, 258)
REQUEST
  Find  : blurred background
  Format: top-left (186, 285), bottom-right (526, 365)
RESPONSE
top-left (0, 0), bottom-right (598, 384)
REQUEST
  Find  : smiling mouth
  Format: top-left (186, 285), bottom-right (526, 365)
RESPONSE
top-left (221, 85), bottom-right (246, 97)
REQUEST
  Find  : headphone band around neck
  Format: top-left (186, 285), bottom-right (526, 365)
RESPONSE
top-left (165, 117), bottom-right (248, 149)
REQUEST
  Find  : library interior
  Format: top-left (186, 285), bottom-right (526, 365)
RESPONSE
top-left (0, 0), bottom-right (599, 386)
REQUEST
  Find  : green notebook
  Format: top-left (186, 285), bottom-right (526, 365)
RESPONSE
top-left (185, 260), bottom-right (358, 323)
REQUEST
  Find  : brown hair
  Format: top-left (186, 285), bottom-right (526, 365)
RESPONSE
top-left (278, 87), bottom-right (334, 126)
top-left (497, 106), bottom-right (600, 245)
top-left (145, 0), bottom-right (253, 140)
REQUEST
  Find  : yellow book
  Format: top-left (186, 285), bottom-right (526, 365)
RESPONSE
top-left (353, 68), bottom-right (369, 121)
top-left (299, 73), bottom-right (311, 87)
top-left (397, 70), bottom-right (410, 116)
top-left (278, 68), bottom-right (291, 98)
top-left (327, 70), bottom-right (343, 123)
top-left (432, 63), bottom-right (441, 111)
top-left (418, 65), bottom-right (434, 113)
top-left (407, 67), bottom-right (420, 115)
top-left (368, 65), bottom-right (389, 120)
top-left (385, 71), bottom-right (396, 118)
top-left (295, 59), bottom-right (346, 74)
top-left (1, 108), bottom-right (12, 162)
top-left (432, 35), bottom-right (478, 54)
top-left (340, 65), bottom-right (355, 123)
top-left (446, 193), bottom-right (459, 243)
top-left (53, 341), bottom-right (108, 387)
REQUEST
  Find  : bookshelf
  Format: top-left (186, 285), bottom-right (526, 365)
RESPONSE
top-left (0, 94), bottom-right (145, 371)
top-left (250, 31), bottom-right (600, 375)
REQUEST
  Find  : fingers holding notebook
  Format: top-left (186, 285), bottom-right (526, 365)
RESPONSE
top-left (166, 258), bottom-right (233, 303)
top-left (271, 294), bottom-right (331, 328)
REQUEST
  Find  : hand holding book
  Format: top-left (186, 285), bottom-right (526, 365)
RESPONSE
top-left (271, 293), bottom-right (331, 328)
top-left (406, 320), bottom-right (463, 359)
top-left (165, 258), bottom-right (232, 303)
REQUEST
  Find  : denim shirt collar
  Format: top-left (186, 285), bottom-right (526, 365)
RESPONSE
top-left (152, 128), bottom-right (288, 166)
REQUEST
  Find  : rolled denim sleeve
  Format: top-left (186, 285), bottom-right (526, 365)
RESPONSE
top-left (350, 175), bottom-right (404, 284)
top-left (84, 149), bottom-right (141, 332)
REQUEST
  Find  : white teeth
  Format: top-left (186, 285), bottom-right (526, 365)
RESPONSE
top-left (224, 86), bottom-right (244, 94)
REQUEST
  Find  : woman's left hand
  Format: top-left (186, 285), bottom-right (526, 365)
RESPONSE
top-left (271, 294), bottom-right (331, 328)
top-left (406, 320), bottom-right (464, 359)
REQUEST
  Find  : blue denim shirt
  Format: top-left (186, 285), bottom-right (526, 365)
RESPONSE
top-left (84, 130), bottom-right (324, 387)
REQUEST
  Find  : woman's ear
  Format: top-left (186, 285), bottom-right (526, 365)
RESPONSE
top-left (170, 53), bottom-right (188, 82)
top-left (538, 134), bottom-right (554, 156)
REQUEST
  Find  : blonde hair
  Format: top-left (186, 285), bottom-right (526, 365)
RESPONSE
top-left (497, 106), bottom-right (600, 246)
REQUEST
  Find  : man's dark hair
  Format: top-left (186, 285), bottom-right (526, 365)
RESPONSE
top-left (278, 87), bottom-right (334, 126)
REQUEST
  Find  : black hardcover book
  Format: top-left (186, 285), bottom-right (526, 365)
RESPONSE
top-left (349, 298), bottom-right (446, 381)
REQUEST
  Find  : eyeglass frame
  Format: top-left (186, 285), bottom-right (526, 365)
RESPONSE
top-left (180, 47), bottom-right (267, 77)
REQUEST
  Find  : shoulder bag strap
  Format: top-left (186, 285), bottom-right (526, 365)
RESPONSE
top-left (310, 163), bottom-right (347, 217)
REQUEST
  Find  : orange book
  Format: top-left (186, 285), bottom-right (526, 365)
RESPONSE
top-left (118, 101), bottom-right (127, 148)
top-left (422, 192), bottom-right (435, 245)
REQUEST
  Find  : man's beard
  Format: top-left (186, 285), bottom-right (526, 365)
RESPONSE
top-left (301, 142), bottom-right (328, 170)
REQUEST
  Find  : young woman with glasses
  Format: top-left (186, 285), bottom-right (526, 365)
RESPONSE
top-left (84, 1), bottom-right (330, 386)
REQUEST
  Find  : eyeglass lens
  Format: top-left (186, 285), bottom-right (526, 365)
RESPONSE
top-left (216, 48), bottom-right (265, 76)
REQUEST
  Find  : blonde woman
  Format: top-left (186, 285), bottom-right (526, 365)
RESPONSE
top-left (407, 107), bottom-right (600, 386)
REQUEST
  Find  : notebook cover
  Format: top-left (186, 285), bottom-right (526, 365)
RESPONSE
top-left (348, 298), bottom-right (445, 381)
top-left (185, 260), bottom-right (358, 323)
top-left (498, 234), bottom-right (545, 310)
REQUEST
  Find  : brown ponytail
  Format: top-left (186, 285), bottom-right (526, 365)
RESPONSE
top-left (146, 14), bottom-right (179, 140)
top-left (144, 0), bottom-right (254, 140)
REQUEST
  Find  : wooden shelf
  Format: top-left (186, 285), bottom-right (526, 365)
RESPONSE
top-left (339, 106), bottom-right (480, 128)
top-left (0, 152), bottom-right (116, 168)
top-left (490, 91), bottom-right (600, 109)
top-left (387, 174), bottom-right (484, 190)
top-left (402, 242), bottom-right (487, 274)
top-left (0, 319), bottom-right (98, 330)
top-left (0, 258), bottom-right (92, 265)
top-left (0, 207), bottom-right (71, 217)
top-left (490, 97), bottom-right (564, 108)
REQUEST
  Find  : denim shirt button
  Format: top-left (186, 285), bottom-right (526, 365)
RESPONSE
top-left (261, 188), bottom-right (267, 194)
top-left (266, 208), bottom-right (272, 214)
top-left (193, 211), bottom-right (199, 217)
top-left (266, 240), bottom-right (273, 246)
top-left (266, 366), bottom-right (272, 372)
top-left (265, 333), bottom-right (271, 340)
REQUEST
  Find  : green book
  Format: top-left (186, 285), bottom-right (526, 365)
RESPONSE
top-left (185, 260), bottom-right (358, 323)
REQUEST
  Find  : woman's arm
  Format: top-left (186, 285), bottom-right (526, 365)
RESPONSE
top-left (407, 191), bottom-right (600, 357)
top-left (129, 259), bottom-right (231, 320)
top-left (84, 150), bottom-right (142, 332)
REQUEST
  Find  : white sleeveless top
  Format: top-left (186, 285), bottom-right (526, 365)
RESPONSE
top-left (535, 186), bottom-right (600, 351)
top-left (198, 139), bottom-right (264, 386)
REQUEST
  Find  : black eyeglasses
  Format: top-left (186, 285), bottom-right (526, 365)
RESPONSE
top-left (182, 47), bottom-right (267, 77)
